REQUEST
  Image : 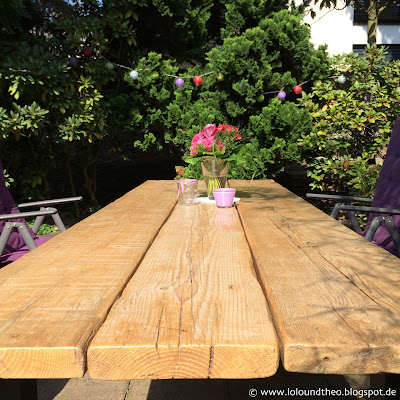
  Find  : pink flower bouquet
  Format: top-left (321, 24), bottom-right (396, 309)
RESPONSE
top-left (188, 124), bottom-right (241, 156)
top-left (185, 123), bottom-right (244, 163)
top-left (184, 123), bottom-right (246, 198)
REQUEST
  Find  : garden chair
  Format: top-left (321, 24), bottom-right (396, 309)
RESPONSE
top-left (306, 117), bottom-right (400, 257)
top-left (0, 159), bottom-right (82, 264)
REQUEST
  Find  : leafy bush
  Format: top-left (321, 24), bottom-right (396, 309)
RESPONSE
top-left (298, 46), bottom-right (400, 198)
top-left (26, 221), bottom-right (59, 235)
top-left (0, 1), bottom-right (330, 206)
top-left (0, 4), bottom-right (115, 205)
top-left (130, 10), bottom-right (330, 179)
top-left (1, 167), bottom-right (14, 188)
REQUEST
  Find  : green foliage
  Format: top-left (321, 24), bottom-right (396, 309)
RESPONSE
top-left (221, 0), bottom-right (290, 38)
top-left (26, 220), bottom-right (59, 235)
top-left (134, 0), bottom-right (214, 61)
top-left (129, 10), bottom-right (329, 179)
top-left (0, 0), bottom-right (330, 206)
top-left (248, 98), bottom-right (313, 175)
top-left (0, 102), bottom-right (49, 139)
top-left (121, 52), bottom-right (178, 153)
top-left (298, 45), bottom-right (400, 197)
top-left (58, 76), bottom-right (105, 142)
top-left (0, 1), bottom-right (117, 204)
top-left (2, 168), bottom-right (15, 188)
top-left (0, 0), bottom-right (42, 42)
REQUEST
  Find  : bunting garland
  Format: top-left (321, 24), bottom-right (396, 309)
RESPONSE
top-left (68, 54), bottom-right (351, 101)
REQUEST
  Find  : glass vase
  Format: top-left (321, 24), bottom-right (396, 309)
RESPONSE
top-left (177, 179), bottom-right (198, 205)
top-left (201, 158), bottom-right (229, 200)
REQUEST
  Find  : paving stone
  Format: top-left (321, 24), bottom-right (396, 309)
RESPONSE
top-left (126, 379), bottom-right (229, 400)
top-left (38, 373), bottom-right (130, 400)
top-left (38, 379), bottom-right (69, 400)
top-left (228, 365), bottom-right (352, 400)
top-left (123, 380), bottom-right (151, 400)
top-left (36, 366), bottom-right (390, 400)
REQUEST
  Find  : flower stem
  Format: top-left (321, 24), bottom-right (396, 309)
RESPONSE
top-left (207, 176), bottom-right (221, 196)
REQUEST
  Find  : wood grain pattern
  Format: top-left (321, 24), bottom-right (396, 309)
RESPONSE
top-left (88, 200), bottom-right (279, 380)
top-left (232, 180), bottom-right (400, 375)
top-left (0, 181), bottom-right (177, 378)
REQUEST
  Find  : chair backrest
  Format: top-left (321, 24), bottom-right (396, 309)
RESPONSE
top-left (0, 159), bottom-right (36, 256)
top-left (363, 117), bottom-right (400, 255)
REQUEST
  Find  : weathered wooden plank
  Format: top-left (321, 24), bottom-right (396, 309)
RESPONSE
top-left (0, 181), bottom-right (177, 379)
top-left (88, 201), bottom-right (279, 380)
top-left (232, 179), bottom-right (400, 375)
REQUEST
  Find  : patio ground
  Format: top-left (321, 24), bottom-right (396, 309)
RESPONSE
top-left (33, 364), bottom-right (392, 400)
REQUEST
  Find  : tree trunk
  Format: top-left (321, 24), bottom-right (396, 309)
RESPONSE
top-left (28, 138), bottom-right (50, 198)
top-left (366, 0), bottom-right (378, 46)
top-left (65, 158), bottom-right (81, 220)
top-left (82, 160), bottom-right (99, 209)
top-left (81, 141), bottom-right (103, 210)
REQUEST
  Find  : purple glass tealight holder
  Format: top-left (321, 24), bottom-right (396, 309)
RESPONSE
top-left (212, 188), bottom-right (236, 208)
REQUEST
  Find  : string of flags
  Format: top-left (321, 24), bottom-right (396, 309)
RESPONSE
top-left (68, 48), bottom-right (349, 101)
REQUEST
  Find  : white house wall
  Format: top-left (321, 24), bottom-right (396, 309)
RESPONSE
top-left (297, 2), bottom-right (400, 56)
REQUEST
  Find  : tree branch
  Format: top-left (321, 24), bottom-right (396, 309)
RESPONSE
top-left (309, 0), bottom-right (350, 25)
top-left (378, 0), bottom-right (397, 15)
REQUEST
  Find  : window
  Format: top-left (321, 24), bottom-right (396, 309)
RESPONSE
top-left (353, 2), bottom-right (400, 25)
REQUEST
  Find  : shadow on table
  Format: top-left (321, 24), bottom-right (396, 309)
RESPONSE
top-left (234, 187), bottom-right (296, 200)
top-left (234, 190), bottom-right (252, 199)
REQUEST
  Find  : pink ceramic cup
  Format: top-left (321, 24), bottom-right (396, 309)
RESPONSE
top-left (212, 188), bottom-right (236, 208)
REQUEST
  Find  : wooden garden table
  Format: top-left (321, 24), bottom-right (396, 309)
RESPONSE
top-left (0, 180), bottom-right (399, 382)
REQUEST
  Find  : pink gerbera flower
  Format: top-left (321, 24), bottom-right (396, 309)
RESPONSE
top-left (199, 124), bottom-right (217, 138)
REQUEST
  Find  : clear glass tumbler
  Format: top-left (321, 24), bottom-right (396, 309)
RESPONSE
top-left (177, 179), bottom-right (198, 205)
top-left (201, 158), bottom-right (229, 200)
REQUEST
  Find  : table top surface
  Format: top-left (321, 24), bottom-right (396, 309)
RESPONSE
top-left (0, 180), bottom-right (399, 380)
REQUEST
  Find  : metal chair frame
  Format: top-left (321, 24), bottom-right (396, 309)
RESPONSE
top-left (306, 193), bottom-right (400, 255)
top-left (0, 196), bottom-right (82, 257)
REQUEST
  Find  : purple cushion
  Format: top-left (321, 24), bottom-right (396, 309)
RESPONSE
top-left (0, 158), bottom-right (38, 260)
top-left (0, 188), bottom-right (37, 253)
top-left (0, 236), bottom-right (52, 264)
top-left (360, 117), bottom-right (400, 256)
